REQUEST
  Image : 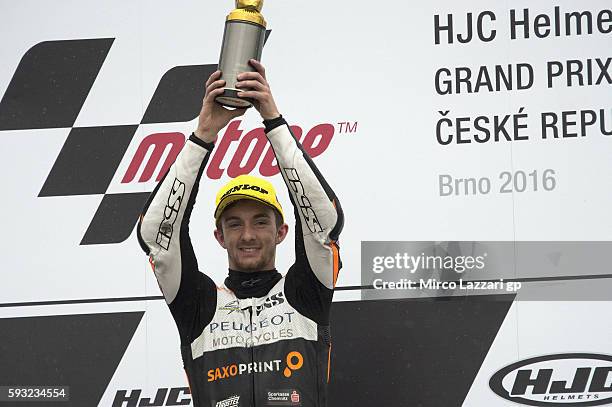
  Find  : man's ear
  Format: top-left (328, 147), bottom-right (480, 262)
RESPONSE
top-left (276, 223), bottom-right (289, 245)
top-left (214, 228), bottom-right (227, 249)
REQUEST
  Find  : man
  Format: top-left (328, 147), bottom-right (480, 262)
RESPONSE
top-left (137, 59), bottom-right (344, 407)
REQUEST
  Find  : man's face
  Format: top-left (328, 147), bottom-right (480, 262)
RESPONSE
top-left (214, 200), bottom-right (288, 272)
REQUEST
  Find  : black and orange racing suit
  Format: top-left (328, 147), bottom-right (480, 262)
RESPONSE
top-left (137, 116), bottom-right (344, 407)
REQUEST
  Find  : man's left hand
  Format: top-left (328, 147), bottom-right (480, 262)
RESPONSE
top-left (235, 59), bottom-right (281, 120)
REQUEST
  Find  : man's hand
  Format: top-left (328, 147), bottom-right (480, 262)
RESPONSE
top-left (195, 70), bottom-right (247, 143)
top-left (235, 59), bottom-right (281, 121)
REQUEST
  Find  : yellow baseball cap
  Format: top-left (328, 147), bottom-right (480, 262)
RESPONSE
top-left (214, 174), bottom-right (284, 223)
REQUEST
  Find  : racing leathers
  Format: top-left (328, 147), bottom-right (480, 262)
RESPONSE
top-left (137, 117), bottom-right (344, 407)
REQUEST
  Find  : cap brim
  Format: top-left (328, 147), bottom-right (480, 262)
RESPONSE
top-left (214, 194), bottom-right (282, 222)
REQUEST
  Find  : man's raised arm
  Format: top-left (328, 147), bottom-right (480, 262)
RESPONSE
top-left (136, 72), bottom-right (245, 340)
top-left (267, 118), bottom-right (344, 288)
top-left (136, 132), bottom-right (214, 303)
top-left (235, 60), bottom-right (345, 292)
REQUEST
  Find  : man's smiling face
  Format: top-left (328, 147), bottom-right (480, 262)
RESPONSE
top-left (214, 199), bottom-right (287, 272)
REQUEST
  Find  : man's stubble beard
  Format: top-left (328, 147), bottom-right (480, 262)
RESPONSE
top-left (231, 247), bottom-right (275, 272)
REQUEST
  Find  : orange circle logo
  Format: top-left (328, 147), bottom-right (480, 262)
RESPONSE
top-left (283, 351), bottom-right (304, 377)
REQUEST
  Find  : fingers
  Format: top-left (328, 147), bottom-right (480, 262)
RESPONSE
top-left (236, 90), bottom-right (264, 101)
top-left (235, 79), bottom-right (266, 92)
top-left (205, 79), bottom-right (226, 98)
top-left (236, 71), bottom-right (266, 85)
top-left (235, 79), bottom-right (270, 100)
top-left (208, 86), bottom-right (225, 99)
top-left (205, 70), bottom-right (222, 88)
top-left (249, 59), bottom-right (266, 78)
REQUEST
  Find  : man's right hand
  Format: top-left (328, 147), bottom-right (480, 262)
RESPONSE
top-left (195, 70), bottom-right (247, 143)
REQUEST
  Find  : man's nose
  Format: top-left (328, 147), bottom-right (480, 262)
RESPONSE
top-left (240, 224), bottom-right (256, 241)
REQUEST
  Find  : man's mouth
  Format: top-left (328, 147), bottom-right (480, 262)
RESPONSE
top-left (239, 247), bottom-right (260, 254)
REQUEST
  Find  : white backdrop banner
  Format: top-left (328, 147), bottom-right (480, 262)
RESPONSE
top-left (0, 0), bottom-right (610, 406)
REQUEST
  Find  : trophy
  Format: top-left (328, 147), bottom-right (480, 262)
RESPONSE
top-left (216, 0), bottom-right (267, 108)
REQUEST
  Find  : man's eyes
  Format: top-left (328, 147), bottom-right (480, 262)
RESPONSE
top-left (226, 220), bottom-right (269, 228)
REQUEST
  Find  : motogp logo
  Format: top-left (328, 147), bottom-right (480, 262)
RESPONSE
top-left (0, 34), bottom-right (338, 246)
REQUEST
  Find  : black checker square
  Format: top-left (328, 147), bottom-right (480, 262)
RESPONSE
top-left (329, 295), bottom-right (514, 407)
top-left (81, 192), bottom-right (151, 245)
top-left (39, 125), bottom-right (138, 197)
top-left (0, 312), bottom-right (143, 406)
top-left (0, 38), bottom-right (114, 131)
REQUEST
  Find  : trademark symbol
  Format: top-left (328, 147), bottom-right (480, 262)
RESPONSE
top-left (337, 121), bottom-right (358, 134)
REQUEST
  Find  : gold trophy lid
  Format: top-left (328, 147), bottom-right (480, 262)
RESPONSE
top-left (227, 0), bottom-right (266, 27)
